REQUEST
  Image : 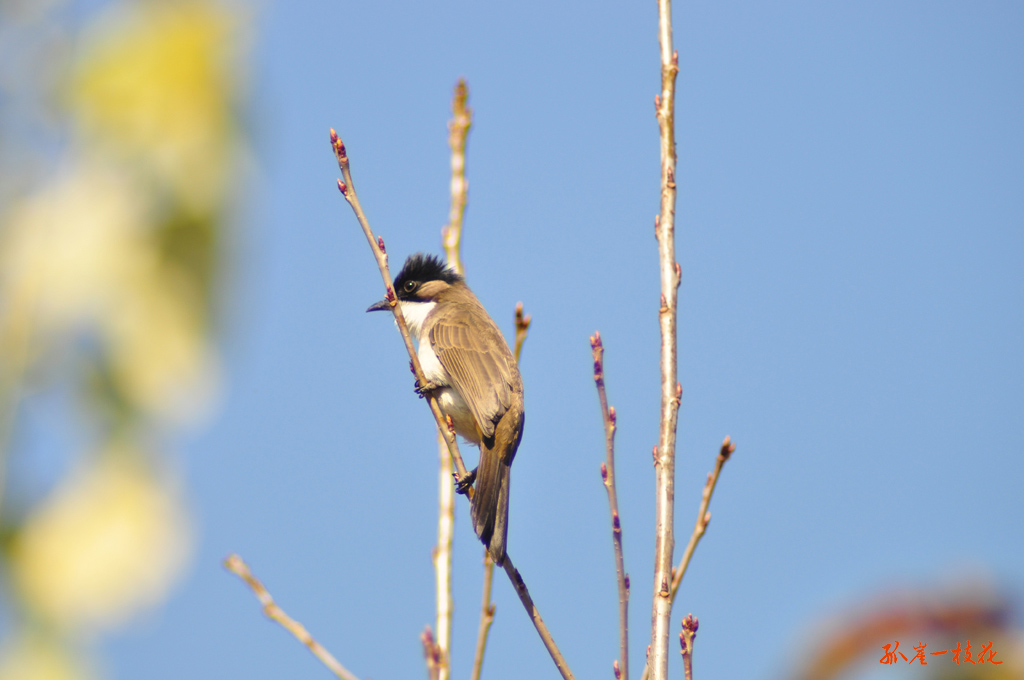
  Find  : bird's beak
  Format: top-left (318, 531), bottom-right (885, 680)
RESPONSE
top-left (366, 298), bottom-right (392, 313)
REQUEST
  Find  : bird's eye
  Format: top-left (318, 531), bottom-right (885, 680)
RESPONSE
top-left (404, 280), bottom-right (417, 292)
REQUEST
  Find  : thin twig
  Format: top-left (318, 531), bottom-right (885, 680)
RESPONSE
top-left (422, 627), bottom-right (441, 680)
top-left (502, 555), bottom-right (577, 680)
top-left (434, 78), bottom-right (473, 680)
top-left (470, 553), bottom-right (496, 680)
top-left (471, 303), bottom-right (530, 680)
top-left (650, 0), bottom-right (681, 675)
top-left (679, 615), bottom-right (698, 680)
top-left (513, 302), bottom-right (531, 362)
top-left (669, 437), bottom-right (734, 602)
top-left (330, 129), bottom-right (470, 485)
top-left (224, 554), bottom-right (361, 680)
top-left (591, 332), bottom-right (630, 680)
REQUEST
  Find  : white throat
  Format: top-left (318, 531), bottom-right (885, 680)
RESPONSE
top-left (399, 300), bottom-right (437, 338)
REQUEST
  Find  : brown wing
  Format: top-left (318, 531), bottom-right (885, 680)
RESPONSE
top-left (429, 303), bottom-right (519, 439)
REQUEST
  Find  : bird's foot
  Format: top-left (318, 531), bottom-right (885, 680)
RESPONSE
top-left (454, 467), bottom-right (477, 495)
top-left (414, 377), bottom-right (441, 398)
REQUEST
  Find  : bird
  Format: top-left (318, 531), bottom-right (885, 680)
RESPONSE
top-left (367, 253), bottom-right (524, 565)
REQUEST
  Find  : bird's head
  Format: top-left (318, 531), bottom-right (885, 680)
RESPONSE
top-left (366, 254), bottom-right (463, 332)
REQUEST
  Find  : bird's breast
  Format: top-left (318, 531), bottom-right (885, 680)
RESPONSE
top-left (416, 336), bottom-right (479, 445)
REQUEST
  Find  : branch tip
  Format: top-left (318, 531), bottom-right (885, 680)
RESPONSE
top-left (682, 613), bottom-right (698, 637)
top-left (225, 553), bottom-right (361, 680)
top-left (331, 132), bottom-right (347, 162)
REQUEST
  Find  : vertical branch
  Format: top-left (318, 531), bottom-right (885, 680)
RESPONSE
top-left (433, 78), bottom-right (473, 680)
top-left (471, 302), bottom-right (530, 680)
top-left (442, 78), bottom-right (472, 276)
top-left (433, 451), bottom-right (455, 680)
top-left (679, 615), bottom-right (698, 680)
top-left (470, 553), bottom-right (496, 680)
top-left (650, 0), bottom-right (681, 676)
top-left (639, 439), bottom-right (733, 680)
top-left (591, 332), bottom-right (630, 680)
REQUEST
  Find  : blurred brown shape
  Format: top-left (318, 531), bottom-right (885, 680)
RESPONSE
top-left (790, 582), bottom-right (1021, 680)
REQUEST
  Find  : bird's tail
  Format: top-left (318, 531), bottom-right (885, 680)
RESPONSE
top-left (471, 402), bottom-right (522, 567)
top-left (471, 440), bottom-right (510, 566)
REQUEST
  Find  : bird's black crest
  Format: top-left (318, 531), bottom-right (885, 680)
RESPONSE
top-left (393, 253), bottom-right (462, 290)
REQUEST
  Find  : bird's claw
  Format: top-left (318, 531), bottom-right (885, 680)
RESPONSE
top-left (414, 378), bottom-right (440, 398)
top-left (454, 468), bottom-right (477, 495)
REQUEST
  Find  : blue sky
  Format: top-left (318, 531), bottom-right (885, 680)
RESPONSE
top-left (104, 2), bottom-right (1022, 678)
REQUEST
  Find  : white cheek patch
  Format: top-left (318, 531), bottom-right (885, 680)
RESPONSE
top-left (398, 301), bottom-right (436, 337)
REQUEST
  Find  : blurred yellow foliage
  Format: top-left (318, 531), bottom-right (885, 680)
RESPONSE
top-left (0, 634), bottom-right (92, 680)
top-left (0, 0), bottom-right (243, 668)
top-left (8, 444), bottom-right (190, 630)
top-left (0, 163), bottom-right (217, 423)
top-left (70, 2), bottom-right (241, 213)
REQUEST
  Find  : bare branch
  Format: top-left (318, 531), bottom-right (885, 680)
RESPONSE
top-left (502, 556), bottom-right (577, 680)
top-left (591, 332), bottom-right (630, 680)
top-left (514, 302), bottom-right (531, 361)
top-left (639, 438), bottom-right (733, 680)
top-left (669, 437), bottom-right (734, 602)
top-left (470, 553), bottom-right (497, 680)
top-left (679, 615), bottom-right (698, 680)
top-left (224, 554), bottom-right (361, 680)
top-left (330, 128), bottom-right (470, 486)
top-left (434, 78), bottom-right (473, 680)
top-left (433, 450), bottom-right (455, 680)
top-left (422, 627), bottom-right (441, 680)
top-left (441, 78), bottom-right (472, 276)
top-left (650, 0), bottom-right (681, 675)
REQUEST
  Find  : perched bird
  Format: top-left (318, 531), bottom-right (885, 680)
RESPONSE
top-left (367, 253), bottom-right (524, 565)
